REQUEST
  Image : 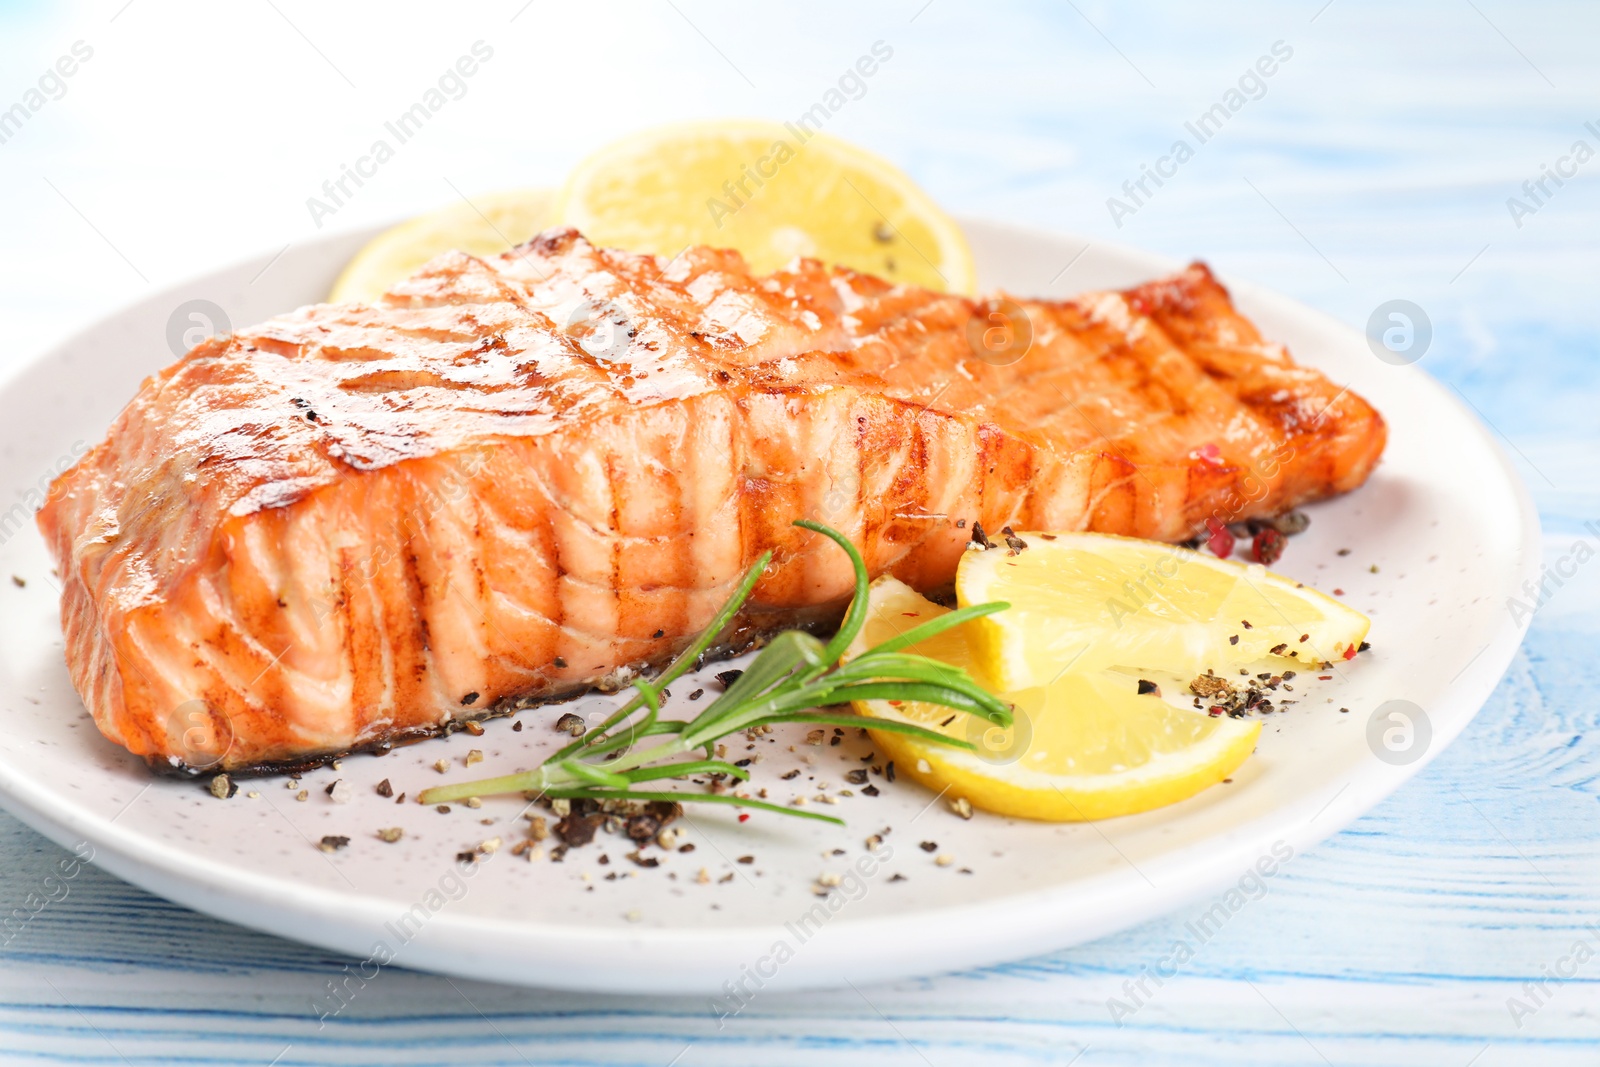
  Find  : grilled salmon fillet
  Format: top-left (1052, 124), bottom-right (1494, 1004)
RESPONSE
top-left (37, 229), bottom-right (1385, 773)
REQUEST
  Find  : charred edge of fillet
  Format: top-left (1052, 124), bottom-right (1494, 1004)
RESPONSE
top-left (145, 602), bottom-right (849, 780)
top-left (148, 705), bottom-right (524, 781)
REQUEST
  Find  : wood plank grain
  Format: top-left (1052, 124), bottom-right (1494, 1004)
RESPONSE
top-left (1, 0), bottom-right (1598, 1062)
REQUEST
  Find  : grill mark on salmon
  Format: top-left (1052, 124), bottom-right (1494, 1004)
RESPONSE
top-left (37, 229), bottom-right (1386, 773)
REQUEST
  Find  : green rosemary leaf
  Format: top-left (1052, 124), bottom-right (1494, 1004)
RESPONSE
top-left (622, 720), bottom-right (691, 738)
top-left (420, 771), bottom-right (539, 805)
top-left (812, 669), bottom-right (1012, 721)
top-left (574, 712), bottom-right (685, 766)
top-left (622, 760), bottom-right (750, 784)
top-left (562, 727), bottom-right (642, 763)
top-left (793, 519), bottom-right (873, 669)
top-left (557, 759), bottom-right (632, 788)
top-left (419, 520), bottom-right (1012, 823)
top-left (567, 679), bottom-right (661, 760)
top-left (695, 630), bottom-right (825, 725)
top-left (548, 551), bottom-right (773, 764)
top-left (766, 681), bottom-right (1003, 721)
top-left (654, 550), bottom-right (772, 689)
top-left (744, 711), bottom-right (980, 751)
top-left (858, 599), bottom-right (1011, 657)
top-left (831, 651), bottom-right (995, 691)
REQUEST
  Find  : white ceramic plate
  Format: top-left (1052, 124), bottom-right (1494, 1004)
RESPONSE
top-left (0, 220), bottom-right (1538, 995)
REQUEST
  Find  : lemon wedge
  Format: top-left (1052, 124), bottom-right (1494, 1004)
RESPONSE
top-left (553, 120), bottom-right (975, 292)
top-left (956, 532), bottom-right (1369, 692)
top-left (846, 577), bottom-right (1261, 822)
top-left (328, 188), bottom-right (555, 303)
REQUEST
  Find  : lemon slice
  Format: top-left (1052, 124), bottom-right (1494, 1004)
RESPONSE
top-left (956, 532), bottom-right (1369, 692)
top-left (846, 577), bottom-right (1260, 821)
top-left (553, 120), bottom-right (975, 292)
top-left (328, 188), bottom-right (555, 303)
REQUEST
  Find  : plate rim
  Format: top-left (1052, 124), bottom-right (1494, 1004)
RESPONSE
top-left (0, 215), bottom-right (1542, 993)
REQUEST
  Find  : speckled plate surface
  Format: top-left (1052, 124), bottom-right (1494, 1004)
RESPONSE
top-left (0, 220), bottom-right (1538, 994)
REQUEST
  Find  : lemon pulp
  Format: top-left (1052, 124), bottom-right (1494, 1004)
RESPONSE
top-left (846, 577), bottom-right (1261, 822)
top-left (328, 188), bottom-right (554, 303)
top-left (554, 120), bottom-right (975, 292)
top-left (956, 532), bottom-right (1369, 692)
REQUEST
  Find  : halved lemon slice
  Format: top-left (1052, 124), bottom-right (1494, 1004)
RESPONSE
top-left (553, 120), bottom-right (975, 292)
top-left (328, 188), bottom-right (555, 303)
top-left (845, 577), bottom-right (1260, 821)
top-left (957, 532), bottom-right (1369, 692)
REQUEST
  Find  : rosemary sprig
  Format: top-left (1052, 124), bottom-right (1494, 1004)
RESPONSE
top-left (417, 520), bottom-right (1011, 824)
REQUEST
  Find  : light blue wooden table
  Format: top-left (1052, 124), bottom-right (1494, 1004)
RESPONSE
top-left (1, 1), bottom-right (1596, 1063)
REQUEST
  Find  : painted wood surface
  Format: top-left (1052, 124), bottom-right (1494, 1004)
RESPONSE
top-left (1, 0), bottom-right (1597, 1062)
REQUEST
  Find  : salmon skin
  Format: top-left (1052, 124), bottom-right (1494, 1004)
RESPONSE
top-left (37, 229), bottom-right (1385, 774)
